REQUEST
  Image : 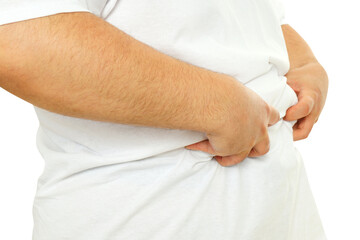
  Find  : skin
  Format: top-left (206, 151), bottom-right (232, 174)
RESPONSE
top-left (0, 12), bottom-right (279, 167)
top-left (186, 24), bottom-right (329, 162)
top-left (281, 24), bottom-right (329, 141)
top-left (0, 14), bottom-right (327, 167)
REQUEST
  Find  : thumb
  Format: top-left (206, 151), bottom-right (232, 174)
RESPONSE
top-left (185, 140), bottom-right (217, 155)
top-left (283, 94), bottom-right (315, 121)
top-left (268, 105), bottom-right (280, 126)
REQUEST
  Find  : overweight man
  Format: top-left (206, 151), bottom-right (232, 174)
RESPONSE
top-left (0, 0), bottom-right (328, 239)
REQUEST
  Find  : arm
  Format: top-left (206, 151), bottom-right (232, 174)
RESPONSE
top-left (281, 24), bottom-right (329, 140)
top-left (0, 12), bottom-right (279, 166)
top-left (282, 24), bottom-right (318, 69)
top-left (0, 12), bottom-right (235, 134)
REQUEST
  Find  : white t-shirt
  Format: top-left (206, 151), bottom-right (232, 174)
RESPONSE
top-left (0, 0), bottom-right (327, 239)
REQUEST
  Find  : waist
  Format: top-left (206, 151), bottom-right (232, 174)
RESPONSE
top-left (34, 67), bottom-right (298, 162)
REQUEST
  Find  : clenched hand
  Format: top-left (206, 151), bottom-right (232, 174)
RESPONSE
top-left (283, 62), bottom-right (329, 141)
top-left (185, 82), bottom-right (280, 167)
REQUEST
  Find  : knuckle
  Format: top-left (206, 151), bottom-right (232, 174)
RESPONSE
top-left (255, 148), bottom-right (265, 155)
top-left (247, 139), bottom-right (257, 150)
top-left (226, 138), bottom-right (241, 152)
top-left (258, 144), bottom-right (270, 155)
top-left (259, 129), bottom-right (269, 143)
top-left (263, 142), bottom-right (270, 154)
top-left (213, 139), bottom-right (234, 156)
top-left (261, 124), bottom-right (268, 135)
top-left (215, 150), bottom-right (227, 156)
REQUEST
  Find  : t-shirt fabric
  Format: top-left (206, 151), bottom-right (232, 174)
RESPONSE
top-left (0, 0), bottom-right (327, 239)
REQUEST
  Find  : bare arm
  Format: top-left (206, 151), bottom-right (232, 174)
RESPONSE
top-left (281, 24), bottom-right (329, 140)
top-left (0, 12), bottom-right (237, 134)
top-left (282, 24), bottom-right (319, 69)
top-left (0, 12), bottom-right (279, 166)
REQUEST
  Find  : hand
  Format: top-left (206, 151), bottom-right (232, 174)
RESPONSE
top-left (185, 81), bottom-right (281, 167)
top-left (283, 62), bottom-right (329, 141)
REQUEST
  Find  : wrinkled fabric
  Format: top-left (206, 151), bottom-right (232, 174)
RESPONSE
top-left (0, 0), bottom-right (327, 239)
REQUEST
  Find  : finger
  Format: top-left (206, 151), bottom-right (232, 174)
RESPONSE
top-left (248, 135), bottom-right (270, 158)
top-left (215, 150), bottom-right (250, 167)
top-left (268, 105), bottom-right (280, 126)
top-left (185, 140), bottom-right (217, 155)
top-left (283, 94), bottom-right (315, 122)
top-left (293, 116), bottom-right (315, 141)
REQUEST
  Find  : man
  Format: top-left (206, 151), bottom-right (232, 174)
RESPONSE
top-left (0, 0), bottom-right (328, 239)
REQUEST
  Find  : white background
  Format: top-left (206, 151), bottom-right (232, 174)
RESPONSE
top-left (0, 0), bottom-right (359, 239)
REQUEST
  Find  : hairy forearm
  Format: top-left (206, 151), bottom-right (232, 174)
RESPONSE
top-left (281, 24), bottom-right (319, 69)
top-left (0, 12), bottom-right (239, 133)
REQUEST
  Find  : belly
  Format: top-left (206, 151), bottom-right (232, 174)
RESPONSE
top-left (33, 116), bottom-right (301, 239)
